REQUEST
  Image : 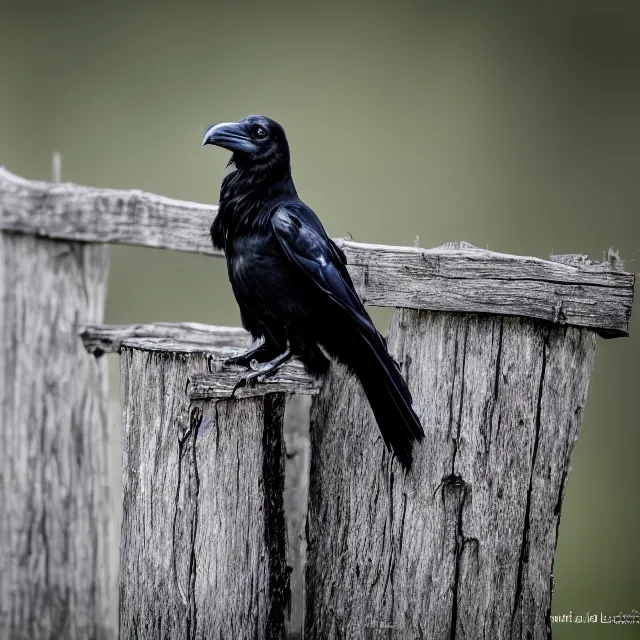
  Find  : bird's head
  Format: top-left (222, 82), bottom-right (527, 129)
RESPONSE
top-left (202, 115), bottom-right (289, 171)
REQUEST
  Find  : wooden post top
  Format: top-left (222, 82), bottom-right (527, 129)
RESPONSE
top-left (3, 168), bottom-right (633, 336)
top-left (81, 322), bottom-right (320, 400)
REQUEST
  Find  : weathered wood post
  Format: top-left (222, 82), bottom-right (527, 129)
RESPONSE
top-left (81, 324), bottom-right (319, 640)
top-left (0, 175), bottom-right (113, 638)
top-left (305, 243), bottom-right (635, 640)
top-left (3, 170), bottom-right (635, 640)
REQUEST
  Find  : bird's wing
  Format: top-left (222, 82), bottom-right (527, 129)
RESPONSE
top-left (271, 204), bottom-right (422, 454)
top-left (270, 204), bottom-right (379, 339)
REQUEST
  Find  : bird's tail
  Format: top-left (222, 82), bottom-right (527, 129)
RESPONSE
top-left (327, 323), bottom-right (425, 470)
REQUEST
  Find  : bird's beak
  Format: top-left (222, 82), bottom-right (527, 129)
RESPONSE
top-left (202, 122), bottom-right (257, 153)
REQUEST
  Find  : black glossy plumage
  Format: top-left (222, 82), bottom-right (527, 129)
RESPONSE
top-left (203, 115), bottom-right (424, 469)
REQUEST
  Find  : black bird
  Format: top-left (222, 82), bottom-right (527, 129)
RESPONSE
top-left (202, 115), bottom-right (424, 469)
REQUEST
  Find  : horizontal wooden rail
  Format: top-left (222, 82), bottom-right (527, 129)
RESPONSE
top-left (0, 167), bottom-right (218, 255)
top-left (346, 243), bottom-right (634, 337)
top-left (3, 167), bottom-right (635, 336)
top-left (80, 321), bottom-right (250, 355)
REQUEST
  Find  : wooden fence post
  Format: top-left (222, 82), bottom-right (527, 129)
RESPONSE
top-left (0, 231), bottom-right (112, 638)
top-left (2, 171), bottom-right (635, 640)
top-left (89, 327), bottom-right (319, 639)
top-left (305, 247), bottom-right (634, 640)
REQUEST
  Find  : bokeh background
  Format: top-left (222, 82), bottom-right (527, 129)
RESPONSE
top-left (1, 1), bottom-right (638, 637)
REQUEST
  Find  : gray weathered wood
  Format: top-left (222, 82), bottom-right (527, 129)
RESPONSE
top-left (83, 321), bottom-right (316, 639)
top-left (0, 167), bottom-right (219, 256)
top-left (2, 169), bottom-right (634, 335)
top-left (188, 366), bottom-right (319, 400)
top-left (119, 346), bottom-right (290, 639)
top-left (0, 232), bottom-right (114, 639)
top-left (283, 396), bottom-right (312, 640)
top-left (340, 241), bottom-right (634, 337)
top-left (305, 309), bottom-right (597, 640)
top-left (2, 165), bottom-right (634, 639)
top-left (80, 321), bottom-right (320, 398)
top-left (81, 321), bottom-right (250, 355)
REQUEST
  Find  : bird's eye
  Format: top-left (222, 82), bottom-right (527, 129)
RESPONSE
top-left (252, 125), bottom-right (268, 139)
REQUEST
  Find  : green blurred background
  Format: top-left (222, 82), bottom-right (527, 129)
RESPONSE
top-left (1, 1), bottom-right (638, 637)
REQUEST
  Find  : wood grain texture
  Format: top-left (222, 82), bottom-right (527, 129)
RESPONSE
top-left (0, 232), bottom-right (113, 639)
top-left (80, 322), bottom-right (319, 397)
top-left (0, 167), bottom-right (219, 256)
top-left (305, 309), bottom-right (597, 640)
top-left (338, 241), bottom-right (634, 337)
top-left (188, 365), bottom-right (319, 400)
top-left (80, 322), bottom-right (250, 355)
top-left (98, 325), bottom-right (314, 639)
top-left (119, 348), bottom-right (289, 640)
top-left (282, 396), bottom-right (311, 640)
top-left (2, 169), bottom-right (634, 335)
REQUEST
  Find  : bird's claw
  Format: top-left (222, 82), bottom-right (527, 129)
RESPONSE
top-left (231, 369), bottom-right (266, 397)
top-left (223, 354), bottom-right (252, 369)
top-left (249, 359), bottom-right (271, 371)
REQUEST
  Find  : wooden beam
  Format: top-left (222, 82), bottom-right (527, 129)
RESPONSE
top-left (3, 168), bottom-right (635, 335)
top-left (0, 167), bottom-right (219, 256)
top-left (80, 321), bottom-right (249, 355)
top-left (340, 241), bottom-right (635, 337)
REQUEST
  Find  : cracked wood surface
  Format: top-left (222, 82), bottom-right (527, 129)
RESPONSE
top-left (80, 321), bottom-right (318, 399)
top-left (0, 233), bottom-right (114, 639)
top-left (2, 168), bottom-right (634, 335)
top-left (88, 324), bottom-right (313, 638)
top-left (188, 365), bottom-right (320, 400)
top-left (119, 348), bottom-right (289, 640)
top-left (0, 167), bottom-right (218, 256)
top-left (340, 242), bottom-right (634, 337)
top-left (80, 322), bottom-right (250, 355)
top-left (305, 309), bottom-right (596, 640)
top-left (282, 396), bottom-right (312, 640)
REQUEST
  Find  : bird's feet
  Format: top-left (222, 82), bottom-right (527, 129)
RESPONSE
top-left (231, 366), bottom-right (277, 396)
top-left (223, 353), bottom-right (253, 369)
top-left (223, 344), bottom-right (279, 369)
top-left (230, 352), bottom-right (294, 397)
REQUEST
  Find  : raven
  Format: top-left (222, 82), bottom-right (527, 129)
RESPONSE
top-left (203, 115), bottom-right (424, 469)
